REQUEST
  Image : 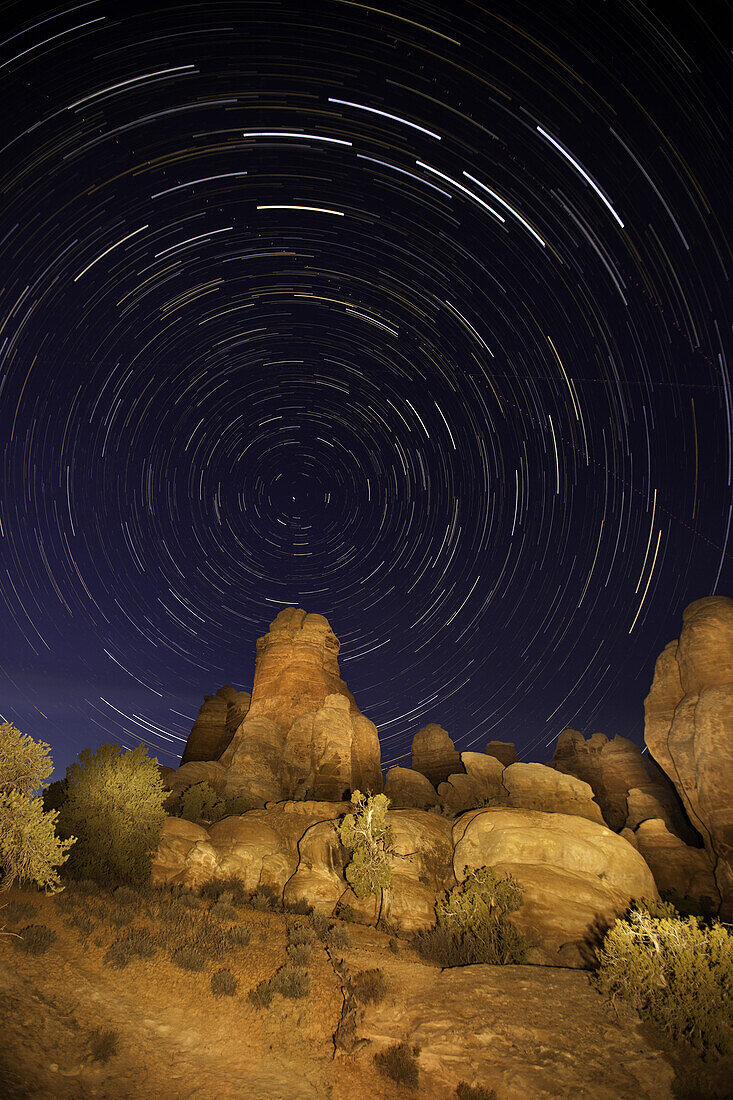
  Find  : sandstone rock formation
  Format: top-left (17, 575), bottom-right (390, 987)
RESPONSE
top-left (411, 723), bottom-right (462, 787)
top-left (629, 818), bottom-right (719, 913)
top-left (438, 751), bottom-right (506, 814)
top-left (644, 595), bottom-right (733, 918)
top-left (152, 803), bottom-right (657, 967)
top-left (502, 762), bottom-right (604, 824)
top-left (550, 727), bottom-right (694, 839)
top-left (355, 962), bottom-right (675, 1100)
top-left (171, 609), bottom-right (383, 805)
top-left (452, 807), bottom-right (658, 967)
top-left (484, 739), bottom-right (517, 766)
top-left (383, 766), bottom-right (439, 809)
top-left (180, 686), bottom-right (251, 765)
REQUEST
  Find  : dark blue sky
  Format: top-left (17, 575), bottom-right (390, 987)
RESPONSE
top-left (0, 0), bottom-right (730, 781)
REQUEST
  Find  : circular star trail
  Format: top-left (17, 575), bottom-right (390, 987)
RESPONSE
top-left (0, 0), bottom-right (730, 777)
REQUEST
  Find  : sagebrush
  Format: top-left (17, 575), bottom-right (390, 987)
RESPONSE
top-left (595, 903), bottom-right (733, 1061)
top-left (418, 866), bottom-right (526, 966)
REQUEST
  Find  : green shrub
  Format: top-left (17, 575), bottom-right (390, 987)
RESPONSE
top-left (271, 964), bottom-right (310, 999)
top-left (595, 906), bottom-right (733, 1060)
top-left (104, 929), bottom-right (156, 968)
top-left (16, 924), bottom-right (56, 955)
top-left (0, 723), bottom-right (75, 894)
top-left (211, 967), bottom-right (238, 996)
top-left (339, 791), bottom-right (393, 899)
top-left (170, 945), bottom-right (207, 972)
top-left (57, 743), bottom-right (166, 886)
top-left (456, 1084), bottom-right (496, 1100)
top-left (248, 979), bottom-right (273, 1008)
top-left (419, 866), bottom-right (526, 967)
top-left (89, 1027), bottom-right (120, 1064)
top-left (180, 782), bottom-right (221, 823)
top-left (374, 1041), bottom-right (420, 1089)
top-left (350, 968), bottom-right (386, 1004)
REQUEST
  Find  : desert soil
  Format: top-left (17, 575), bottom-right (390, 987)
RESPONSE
top-left (0, 883), bottom-right (684, 1099)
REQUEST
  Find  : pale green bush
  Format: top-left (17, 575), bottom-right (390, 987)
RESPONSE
top-left (596, 905), bottom-right (733, 1060)
top-left (339, 790), bottom-right (394, 899)
top-left (418, 866), bottom-right (526, 966)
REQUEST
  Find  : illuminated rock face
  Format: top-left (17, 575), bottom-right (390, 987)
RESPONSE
top-left (180, 686), bottom-right (251, 765)
top-left (212, 608), bottom-right (383, 802)
top-left (644, 596), bottom-right (733, 919)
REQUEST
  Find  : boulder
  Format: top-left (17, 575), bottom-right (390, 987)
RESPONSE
top-left (452, 807), bottom-right (658, 967)
top-left (485, 740), bottom-right (517, 766)
top-left (633, 818), bottom-right (720, 914)
top-left (503, 762), bottom-right (604, 824)
top-left (382, 810), bottom-right (455, 933)
top-left (411, 723), bottom-right (462, 787)
top-left (644, 596), bottom-right (733, 918)
top-left (438, 752), bottom-right (506, 814)
top-left (384, 766), bottom-right (439, 809)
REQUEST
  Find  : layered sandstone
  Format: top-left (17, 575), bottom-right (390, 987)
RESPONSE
top-left (180, 686), bottom-right (251, 765)
top-left (411, 723), bottom-right (462, 787)
top-left (644, 595), bottom-right (733, 918)
top-left (175, 609), bottom-right (383, 804)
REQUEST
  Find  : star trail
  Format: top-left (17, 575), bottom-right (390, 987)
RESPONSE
top-left (0, 0), bottom-right (730, 779)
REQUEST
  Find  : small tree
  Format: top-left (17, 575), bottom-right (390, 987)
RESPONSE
top-left (0, 722), bottom-right (74, 893)
top-left (339, 790), bottom-right (394, 899)
top-left (57, 743), bottom-right (167, 885)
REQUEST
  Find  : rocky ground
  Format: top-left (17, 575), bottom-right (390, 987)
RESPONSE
top-left (3, 881), bottom-right (725, 1100)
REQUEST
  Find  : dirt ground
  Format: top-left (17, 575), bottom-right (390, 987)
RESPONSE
top-left (0, 882), bottom-right (721, 1100)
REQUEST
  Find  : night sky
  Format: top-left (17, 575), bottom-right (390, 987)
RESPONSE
top-left (0, 0), bottom-right (730, 782)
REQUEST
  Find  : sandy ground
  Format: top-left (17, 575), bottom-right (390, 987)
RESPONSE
top-left (0, 883), bottom-right (720, 1100)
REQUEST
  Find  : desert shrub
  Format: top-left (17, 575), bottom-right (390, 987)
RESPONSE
top-left (289, 923), bottom-right (317, 946)
top-left (287, 941), bottom-right (313, 966)
top-left (105, 929), bottom-right (156, 968)
top-left (16, 924), bottom-right (56, 955)
top-left (248, 979), bottom-right (273, 1008)
top-left (1, 900), bottom-right (37, 924)
top-left (177, 890), bottom-right (205, 909)
top-left (287, 898), bottom-right (313, 915)
top-left (211, 967), bottom-right (238, 996)
top-left (0, 723), bottom-right (75, 894)
top-left (339, 791), bottom-right (394, 899)
top-left (388, 938), bottom-right (399, 954)
top-left (211, 900), bottom-right (238, 921)
top-left (271, 964), bottom-right (310, 999)
top-left (109, 906), bottom-right (135, 927)
top-left (170, 945), bottom-right (207, 972)
top-left (180, 782), bottom-right (221, 823)
top-left (251, 886), bottom-right (276, 911)
top-left (455, 1084), bottom-right (496, 1100)
top-left (337, 903), bottom-right (356, 923)
top-left (199, 877), bottom-right (248, 905)
top-left (350, 968), bottom-right (386, 1004)
top-left (374, 1041), bottom-right (420, 1089)
top-left (326, 924), bottom-right (350, 951)
top-left (595, 905), bottom-right (733, 1060)
top-left (67, 913), bottom-right (93, 941)
top-left (57, 743), bottom-right (166, 886)
top-left (419, 866), bottom-right (526, 967)
top-left (113, 885), bottom-right (138, 906)
top-left (308, 910), bottom-right (330, 940)
top-left (89, 1027), bottom-right (120, 1064)
top-left (228, 925), bottom-right (252, 947)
